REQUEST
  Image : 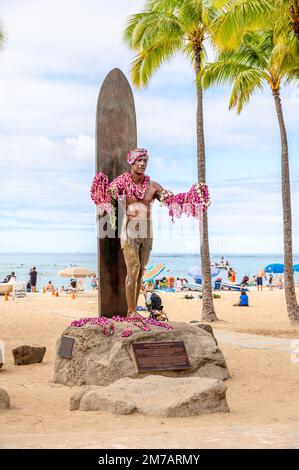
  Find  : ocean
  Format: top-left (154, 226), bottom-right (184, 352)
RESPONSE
top-left (0, 252), bottom-right (298, 291)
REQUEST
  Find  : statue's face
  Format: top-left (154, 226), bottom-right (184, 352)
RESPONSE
top-left (131, 156), bottom-right (148, 175)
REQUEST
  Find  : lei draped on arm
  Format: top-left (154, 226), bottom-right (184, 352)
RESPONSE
top-left (158, 184), bottom-right (210, 221)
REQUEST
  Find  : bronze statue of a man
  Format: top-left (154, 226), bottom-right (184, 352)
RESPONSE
top-left (118, 149), bottom-right (163, 317)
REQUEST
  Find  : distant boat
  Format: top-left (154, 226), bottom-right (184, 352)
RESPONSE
top-left (211, 258), bottom-right (231, 270)
top-left (213, 263), bottom-right (230, 270)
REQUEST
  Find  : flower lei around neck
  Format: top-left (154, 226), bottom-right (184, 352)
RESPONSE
top-left (90, 171), bottom-right (210, 227)
top-left (90, 172), bottom-right (150, 229)
top-left (71, 314), bottom-right (173, 338)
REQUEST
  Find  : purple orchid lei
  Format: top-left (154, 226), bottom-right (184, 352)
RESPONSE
top-left (70, 314), bottom-right (173, 338)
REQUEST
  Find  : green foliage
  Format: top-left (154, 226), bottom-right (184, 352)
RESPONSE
top-left (123, 0), bottom-right (218, 87)
top-left (202, 29), bottom-right (299, 113)
top-left (212, 0), bottom-right (274, 49)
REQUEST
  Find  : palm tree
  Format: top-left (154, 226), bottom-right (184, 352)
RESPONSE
top-left (123, 0), bottom-right (219, 322)
top-left (288, 0), bottom-right (299, 41)
top-left (213, 1), bottom-right (299, 47)
top-left (202, 29), bottom-right (299, 325)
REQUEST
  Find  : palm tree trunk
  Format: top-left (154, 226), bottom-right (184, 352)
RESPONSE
top-left (194, 48), bottom-right (218, 322)
top-left (273, 89), bottom-right (299, 325)
top-left (290, 2), bottom-right (299, 43)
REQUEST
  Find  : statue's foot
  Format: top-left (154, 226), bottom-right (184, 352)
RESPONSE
top-left (126, 311), bottom-right (138, 318)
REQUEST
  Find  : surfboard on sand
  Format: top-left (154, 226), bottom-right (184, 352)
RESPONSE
top-left (96, 68), bottom-right (137, 317)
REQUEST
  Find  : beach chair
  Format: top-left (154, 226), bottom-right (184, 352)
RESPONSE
top-left (0, 283), bottom-right (13, 296)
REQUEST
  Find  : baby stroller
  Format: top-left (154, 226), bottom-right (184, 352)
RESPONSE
top-left (146, 292), bottom-right (169, 321)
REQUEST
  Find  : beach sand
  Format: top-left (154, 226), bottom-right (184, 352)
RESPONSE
top-left (1, 290), bottom-right (299, 448)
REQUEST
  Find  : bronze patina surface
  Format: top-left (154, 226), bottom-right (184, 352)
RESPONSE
top-left (96, 68), bottom-right (137, 317)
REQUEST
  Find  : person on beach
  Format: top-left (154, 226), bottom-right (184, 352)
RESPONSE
top-left (257, 269), bottom-right (266, 291)
top-left (46, 281), bottom-right (54, 292)
top-left (268, 273), bottom-right (274, 290)
top-left (176, 277), bottom-right (183, 290)
top-left (91, 275), bottom-right (98, 291)
top-left (144, 282), bottom-right (167, 321)
top-left (241, 274), bottom-right (249, 287)
top-left (228, 267), bottom-right (236, 283)
top-left (277, 275), bottom-right (284, 289)
top-left (233, 290), bottom-right (249, 307)
top-left (117, 148), bottom-right (165, 317)
top-left (29, 267), bottom-right (37, 292)
top-left (7, 272), bottom-right (16, 284)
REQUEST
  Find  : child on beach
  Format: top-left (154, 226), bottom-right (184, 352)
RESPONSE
top-left (233, 290), bottom-right (249, 307)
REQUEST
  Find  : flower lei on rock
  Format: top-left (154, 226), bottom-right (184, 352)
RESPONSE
top-left (71, 314), bottom-right (173, 338)
top-left (90, 172), bottom-right (210, 226)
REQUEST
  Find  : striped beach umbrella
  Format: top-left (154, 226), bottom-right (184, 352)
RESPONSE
top-left (143, 263), bottom-right (165, 282)
top-left (58, 267), bottom-right (96, 278)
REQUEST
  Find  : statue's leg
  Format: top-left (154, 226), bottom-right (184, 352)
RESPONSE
top-left (121, 238), bottom-right (141, 315)
top-left (135, 237), bottom-right (153, 307)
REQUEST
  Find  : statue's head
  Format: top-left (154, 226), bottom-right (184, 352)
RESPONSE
top-left (127, 148), bottom-right (148, 175)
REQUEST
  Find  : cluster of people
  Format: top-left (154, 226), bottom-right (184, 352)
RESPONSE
top-left (2, 267), bottom-right (38, 292)
top-left (1, 271), bottom-right (17, 284)
top-left (241, 270), bottom-right (284, 290)
top-left (152, 277), bottom-right (188, 290)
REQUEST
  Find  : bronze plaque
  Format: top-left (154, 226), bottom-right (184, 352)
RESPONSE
top-left (58, 336), bottom-right (75, 359)
top-left (132, 341), bottom-right (190, 373)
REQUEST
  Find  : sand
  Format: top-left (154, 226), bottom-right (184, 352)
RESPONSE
top-left (1, 289), bottom-right (299, 448)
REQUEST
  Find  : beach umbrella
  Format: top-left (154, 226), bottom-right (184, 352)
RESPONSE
top-left (58, 267), bottom-right (96, 278)
top-left (293, 264), bottom-right (299, 272)
top-left (188, 266), bottom-right (220, 279)
top-left (264, 263), bottom-right (284, 274)
top-left (143, 263), bottom-right (165, 282)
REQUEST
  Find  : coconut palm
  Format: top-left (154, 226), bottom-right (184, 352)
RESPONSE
top-left (288, 0), bottom-right (299, 41)
top-left (213, 1), bottom-right (299, 47)
top-left (123, 0), bottom-right (219, 322)
top-left (202, 29), bottom-right (299, 324)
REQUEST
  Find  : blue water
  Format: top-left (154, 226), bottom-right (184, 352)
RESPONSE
top-left (0, 252), bottom-right (298, 291)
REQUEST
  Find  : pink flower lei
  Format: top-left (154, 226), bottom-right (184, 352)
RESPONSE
top-left (90, 172), bottom-right (150, 205)
top-left (70, 315), bottom-right (173, 338)
top-left (90, 172), bottom-right (210, 222)
top-left (159, 183), bottom-right (210, 221)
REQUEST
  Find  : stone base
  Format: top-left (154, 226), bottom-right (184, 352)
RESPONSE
top-left (70, 376), bottom-right (229, 417)
top-left (53, 321), bottom-right (229, 386)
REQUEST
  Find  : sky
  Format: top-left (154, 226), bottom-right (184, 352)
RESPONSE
top-left (0, 0), bottom-right (298, 254)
